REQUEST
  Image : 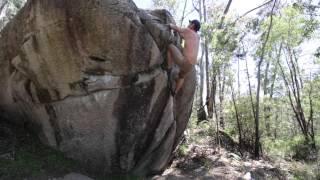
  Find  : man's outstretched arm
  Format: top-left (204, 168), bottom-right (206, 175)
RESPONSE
top-left (169, 24), bottom-right (184, 33)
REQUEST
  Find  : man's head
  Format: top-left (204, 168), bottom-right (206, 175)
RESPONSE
top-left (188, 20), bottom-right (201, 32)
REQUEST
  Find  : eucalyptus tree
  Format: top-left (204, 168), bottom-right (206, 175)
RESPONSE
top-left (152, 0), bottom-right (194, 26)
top-left (152, 0), bottom-right (179, 17)
top-left (260, 4), bottom-right (319, 148)
top-left (191, 0), bottom-right (206, 122)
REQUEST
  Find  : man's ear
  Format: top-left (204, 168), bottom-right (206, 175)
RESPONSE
top-left (191, 24), bottom-right (196, 30)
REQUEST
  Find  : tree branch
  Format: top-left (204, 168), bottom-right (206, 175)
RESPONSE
top-left (192, 0), bottom-right (200, 14)
top-left (180, 0), bottom-right (188, 26)
top-left (0, 0), bottom-right (8, 15)
top-left (233, 0), bottom-right (273, 24)
top-left (218, 0), bottom-right (233, 29)
top-left (254, 0), bottom-right (277, 158)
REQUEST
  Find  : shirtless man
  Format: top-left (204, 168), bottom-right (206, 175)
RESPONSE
top-left (167, 20), bottom-right (200, 95)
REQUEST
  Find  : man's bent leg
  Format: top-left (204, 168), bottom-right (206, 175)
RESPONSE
top-left (175, 78), bottom-right (185, 94)
top-left (167, 44), bottom-right (193, 94)
top-left (168, 44), bottom-right (185, 67)
top-left (174, 61), bottom-right (193, 94)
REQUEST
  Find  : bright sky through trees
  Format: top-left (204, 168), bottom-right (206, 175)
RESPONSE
top-left (133, 0), bottom-right (267, 15)
top-left (132, 0), bottom-right (320, 88)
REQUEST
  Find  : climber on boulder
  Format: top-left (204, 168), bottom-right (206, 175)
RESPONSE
top-left (167, 19), bottom-right (200, 95)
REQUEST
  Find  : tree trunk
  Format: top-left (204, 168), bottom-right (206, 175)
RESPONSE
top-left (263, 60), bottom-right (271, 137)
top-left (231, 84), bottom-right (242, 153)
top-left (278, 49), bottom-right (315, 146)
top-left (238, 57), bottom-right (241, 97)
top-left (274, 113), bottom-right (279, 139)
top-left (194, 0), bottom-right (207, 122)
top-left (212, 75), bottom-right (219, 121)
top-left (218, 66), bottom-right (226, 129)
top-left (202, 0), bottom-right (211, 118)
top-left (198, 0), bottom-right (204, 108)
top-left (179, 0), bottom-right (188, 26)
top-left (308, 80), bottom-right (315, 147)
top-left (0, 1), bottom-right (7, 14)
top-left (246, 58), bottom-right (256, 120)
top-left (266, 44), bottom-right (281, 137)
top-left (211, 74), bottom-right (220, 148)
top-left (254, 0), bottom-right (277, 159)
top-left (218, 0), bottom-right (233, 29)
top-left (255, 62), bottom-right (262, 159)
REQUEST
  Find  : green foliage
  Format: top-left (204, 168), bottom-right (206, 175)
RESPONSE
top-left (152, 0), bottom-right (178, 17)
top-left (254, 3), bottom-right (319, 147)
top-left (291, 161), bottom-right (320, 180)
top-left (0, 134), bottom-right (79, 179)
top-left (263, 138), bottom-right (294, 158)
top-left (260, 5), bottom-right (319, 56)
top-left (177, 144), bottom-right (189, 157)
top-left (205, 13), bottom-right (240, 52)
top-left (196, 0), bottom-right (320, 178)
top-left (263, 135), bottom-right (319, 161)
top-left (225, 95), bottom-right (256, 150)
top-left (267, 7), bottom-right (302, 46)
top-left (187, 110), bottom-right (217, 145)
top-left (265, 136), bottom-right (304, 159)
top-left (211, 27), bottom-right (239, 56)
top-left (197, 5), bottom-right (242, 79)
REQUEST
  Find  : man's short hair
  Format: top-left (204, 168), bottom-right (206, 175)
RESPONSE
top-left (189, 19), bottom-right (201, 32)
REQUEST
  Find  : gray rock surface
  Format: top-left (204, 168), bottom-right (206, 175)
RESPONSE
top-left (60, 173), bottom-right (94, 180)
top-left (0, 0), bottom-right (196, 175)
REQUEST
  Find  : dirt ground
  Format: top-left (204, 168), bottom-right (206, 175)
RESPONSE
top-left (0, 121), bottom-right (315, 180)
top-left (153, 145), bottom-right (287, 180)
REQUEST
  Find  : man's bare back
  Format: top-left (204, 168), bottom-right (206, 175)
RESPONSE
top-left (167, 20), bottom-right (201, 95)
top-left (169, 24), bottom-right (200, 65)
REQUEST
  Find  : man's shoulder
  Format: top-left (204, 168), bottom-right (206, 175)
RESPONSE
top-left (185, 29), bottom-right (199, 36)
top-left (191, 31), bottom-right (200, 40)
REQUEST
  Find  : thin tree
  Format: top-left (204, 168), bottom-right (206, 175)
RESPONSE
top-left (179, 0), bottom-right (188, 26)
top-left (264, 45), bottom-right (282, 137)
top-left (193, 0), bottom-right (207, 121)
top-left (218, 65), bottom-right (226, 129)
top-left (277, 45), bottom-right (316, 147)
top-left (0, 1), bottom-right (8, 14)
top-left (233, 0), bottom-right (274, 24)
top-left (254, 0), bottom-right (277, 158)
top-left (231, 83), bottom-right (243, 154)
top-left (245, 57), bottom-right (256, 121)
top-left (202, 0), bottom-right (211, 118)
top-left (218, 0), bottom-right (233, 29)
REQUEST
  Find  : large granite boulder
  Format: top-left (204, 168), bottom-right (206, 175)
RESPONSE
top-left (0, 0), bottom-right (196, 175)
